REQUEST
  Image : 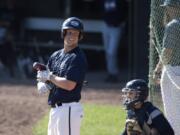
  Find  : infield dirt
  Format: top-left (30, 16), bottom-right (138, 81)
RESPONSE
top-left (0, 72), bottom-right (125, 135)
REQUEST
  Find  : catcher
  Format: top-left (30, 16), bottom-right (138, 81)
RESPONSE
top-left (120, 79), bottom-right (174, 135)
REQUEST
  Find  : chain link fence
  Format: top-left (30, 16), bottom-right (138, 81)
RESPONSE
top-left (149, 0), bottom-right (180, 133)
top-left (149, 0), bottom-right (164, 110)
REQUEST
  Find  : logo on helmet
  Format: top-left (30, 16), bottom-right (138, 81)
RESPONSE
top-left (70, 20), bottom-right (80, 27)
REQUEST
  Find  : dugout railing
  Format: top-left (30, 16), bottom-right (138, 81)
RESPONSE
top-left (15, 17), bottom-right (105, 51)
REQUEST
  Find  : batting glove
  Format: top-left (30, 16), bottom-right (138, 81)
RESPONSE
top-left (37, 70), bottom-right (52, 82)
top-left (37, 81), bottom-right (51, 94)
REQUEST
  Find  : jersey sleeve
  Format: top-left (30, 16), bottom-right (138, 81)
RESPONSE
top-left (163, 20), bottom-right (180, 49)
top-left (151, 112), bottom-right (174, 135)
top-left (146, 107), bottom-right (174, 135)
top-left (65, 56), bottom-right (87, 83)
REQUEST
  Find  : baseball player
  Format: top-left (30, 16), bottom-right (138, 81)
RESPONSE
top-left (121, 79), bottom-right (174, 135)
top-left (36, 17), bottom-right (88, 135)
top-left (102, 0), bottom-right (127, 83)
top-left (153, 0), bottom-right (180, 134)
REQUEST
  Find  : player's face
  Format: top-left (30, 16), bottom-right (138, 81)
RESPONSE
top-left (64, 29), bottom-right (80, 47)
top-left (122, 89), bottom-right (139, 102)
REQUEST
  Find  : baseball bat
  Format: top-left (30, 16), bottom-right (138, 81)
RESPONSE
top-left (33, 62), bottom-right (47, 71)
top-left (33, 62), bottom-right (88, 86)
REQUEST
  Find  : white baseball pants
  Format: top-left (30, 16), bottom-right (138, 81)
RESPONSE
top-left (48, 102), bottom-right (84, 135)
top-left (102, 23), bottom-right (125, 75)
top-left (161, 65), bottom-right (180, 135)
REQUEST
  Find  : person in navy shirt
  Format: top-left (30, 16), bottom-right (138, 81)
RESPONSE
top-left (36, 17), bottom-right (88, 135)
top-left (102, 0), bottom-right (128, 83)
top-left (121, 79), bottom-right (174, 135)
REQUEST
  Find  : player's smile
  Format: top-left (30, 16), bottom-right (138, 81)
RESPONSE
top-left (64, 29), bottom-right (79, 46)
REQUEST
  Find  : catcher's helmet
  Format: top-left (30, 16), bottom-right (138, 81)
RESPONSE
top-left (161, 0), bottom-right (180, 7)
top-left (61, 17), bottom-right (84, 40)
top-left (122, 79), bottom-right (149, 109)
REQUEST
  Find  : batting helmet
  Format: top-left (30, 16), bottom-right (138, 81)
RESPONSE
top-left (122, 79), bottom-right (149, 109)
top-left (61, 17), bottom-right (84, 40)
top-left (161, 0), bottom-right (180, 7)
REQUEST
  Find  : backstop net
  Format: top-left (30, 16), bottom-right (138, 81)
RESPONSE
top-left (149, 0), bottom-right (180, 111)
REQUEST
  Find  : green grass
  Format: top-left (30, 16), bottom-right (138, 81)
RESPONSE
top-left (33, 114), bottom-right (48, 135)
top-left (33, 104), bottom-right (126, 135)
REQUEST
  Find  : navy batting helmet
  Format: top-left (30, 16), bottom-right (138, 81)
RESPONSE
top-left (61, 17), bottom-right (84, 40)
top-left (122, 79), bottom-right (149, 109)
top-left (161, 0), bottom-right (180, 7)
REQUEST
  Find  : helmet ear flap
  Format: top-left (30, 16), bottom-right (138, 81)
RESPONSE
top-left (61, 30), bottom-right (66, 39)
top-left (79, 32), bottom-right (83, 40)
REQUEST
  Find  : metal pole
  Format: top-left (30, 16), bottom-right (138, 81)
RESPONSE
top-left (64, 0), bottom-right (71, 18)
top-left (133, 0), bottom-right (138, 78)
top-left (128, 0), bottom-right (134, 80)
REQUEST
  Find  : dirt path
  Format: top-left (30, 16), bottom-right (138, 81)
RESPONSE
top-left (0, 76), bottom-right (125, 135)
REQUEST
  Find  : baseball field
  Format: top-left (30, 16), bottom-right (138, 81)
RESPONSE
top-left (0, 71), bottom-right (126, 135)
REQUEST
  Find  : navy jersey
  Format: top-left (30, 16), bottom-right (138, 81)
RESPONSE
top-left (121, 102), bottom-right (174, 135)
top-left (103, 0), bottom-right (128, 26)
top-left (47, 47), bottom-right (88, 105)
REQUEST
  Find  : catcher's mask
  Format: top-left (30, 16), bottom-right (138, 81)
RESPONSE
top-left (122, 79), bottom-right (149, 110)
top-left (61, 17), bottom-right (84, 40)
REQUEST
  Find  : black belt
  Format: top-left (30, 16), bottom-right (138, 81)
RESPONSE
top-left (51, 100), bottom-right (79, 108)
top-left (51, 102), bottom-right (62, 108)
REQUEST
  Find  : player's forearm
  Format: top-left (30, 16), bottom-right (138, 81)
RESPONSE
top-left (161, 48), bottom-right (172, 65)
top-left (155, 60), bottom-right (163, 73)
top-left (49, 74), bottom-right (76, 91)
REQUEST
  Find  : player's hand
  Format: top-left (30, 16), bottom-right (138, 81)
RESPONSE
top-left (153, 70), bottom-right (161, 84)
top-left (37, 70), bottom-right (52, 82)
top-left (37, 81), bottom-right (50, 94)
top-left (126, 119), bottom-right (142, 135)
